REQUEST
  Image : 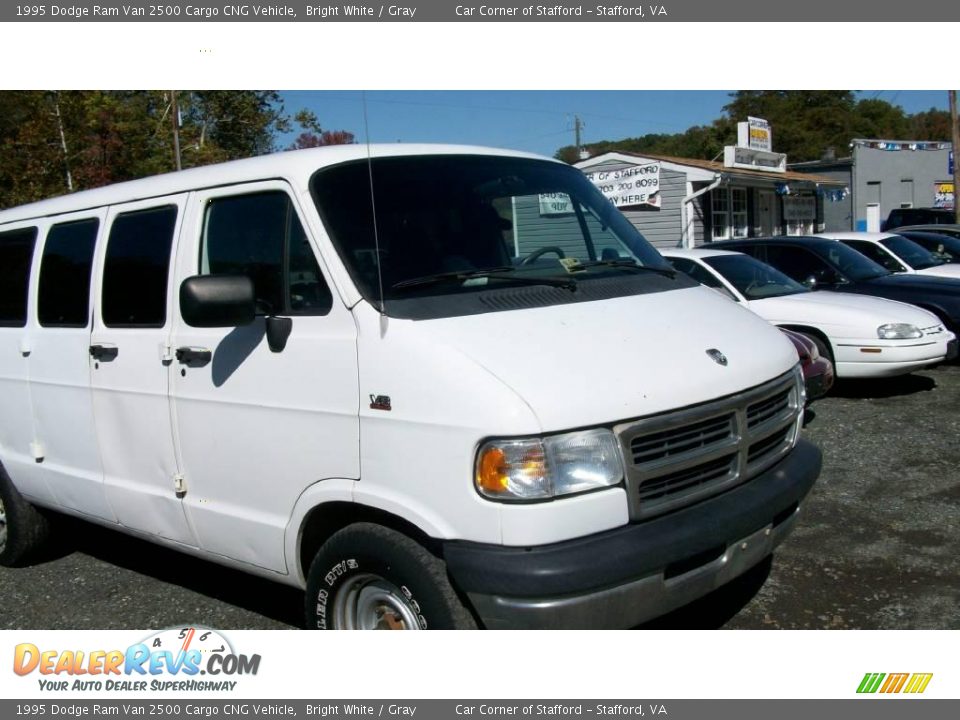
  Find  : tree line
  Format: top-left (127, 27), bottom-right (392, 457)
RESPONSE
top-left (556, 91), bottom-right (952, 164)
top-left (0, 91), bottom-right (354, 209)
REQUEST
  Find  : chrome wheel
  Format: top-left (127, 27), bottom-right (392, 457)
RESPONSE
top-left (331, 573), bottom-right (423, 630)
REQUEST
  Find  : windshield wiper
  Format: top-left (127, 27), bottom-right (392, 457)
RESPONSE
top-left (391, 267), bottom-right (577, 291)
top-left (578, 259), bottom-right (677, 279)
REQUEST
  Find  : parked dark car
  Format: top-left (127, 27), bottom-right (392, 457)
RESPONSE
top-left (712, 236), bottom-right (960, 339)
top-left (898, 230), bottom-right (960, 262)
top-left (883, 207), bottom-right (955, 231)
top-left (781, 328), bottom-right (834, 402)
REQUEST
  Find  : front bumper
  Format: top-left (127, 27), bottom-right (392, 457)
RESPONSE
top-left (444, 438), bottom-right (822, 629)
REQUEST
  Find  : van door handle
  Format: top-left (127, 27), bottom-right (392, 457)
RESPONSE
top-left (175, 347), bottom-right (212, 366)
top-left (89, 344), bottom-right (119, 361)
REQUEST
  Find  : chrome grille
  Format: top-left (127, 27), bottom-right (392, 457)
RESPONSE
top-left (616, 370), bottom-right (802, 521)
top-left (630, 413), bottom-right (735, 465)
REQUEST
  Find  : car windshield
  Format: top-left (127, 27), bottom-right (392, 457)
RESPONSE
top-left (310, 155), bottom-right (672, 306)
top-left (813, 241), bottom-right (890, 281)
top-left (703, 254), bottom-right (808, 300)
top-left (881, 235), bottom-right (946, 270)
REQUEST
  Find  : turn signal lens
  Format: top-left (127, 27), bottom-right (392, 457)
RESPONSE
top-left (477, 446), bottom-right (509, 494)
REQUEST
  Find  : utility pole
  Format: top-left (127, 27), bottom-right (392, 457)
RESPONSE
top-left (574, 115), bottom-right (586, 159)
top-left (171, 91), bottom-right (182, 171)
top-left (951, 90), bottom-right (959, 223)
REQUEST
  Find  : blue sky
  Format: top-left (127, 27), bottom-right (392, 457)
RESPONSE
top-left (279, 91), bottom-right (950, 158)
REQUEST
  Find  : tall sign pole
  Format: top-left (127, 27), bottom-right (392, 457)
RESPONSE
top-left (951, 90), bottom-right (959, 222)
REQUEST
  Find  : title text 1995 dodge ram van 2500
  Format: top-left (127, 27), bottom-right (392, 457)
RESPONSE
top-left (0, 145), bottom-right (821, 629)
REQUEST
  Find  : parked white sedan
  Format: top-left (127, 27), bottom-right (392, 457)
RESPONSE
top-left (663, 248), bottom-right (957, 378)
top-left (819, 231), bottom-right (960, 280)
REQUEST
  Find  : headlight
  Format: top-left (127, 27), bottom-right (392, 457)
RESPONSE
top-left (793, 362), bottom-right (806, 412)
top-left (475, 428), bottom-right (624, 501)
top-left (877, 323), bottom-right (923, 340)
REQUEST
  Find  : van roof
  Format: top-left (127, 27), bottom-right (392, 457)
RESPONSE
top-left (0, 144), bottom-right (553, 227)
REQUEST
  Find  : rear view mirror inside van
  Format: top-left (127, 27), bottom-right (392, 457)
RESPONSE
top-left (179, 275), bottom-right (256, 328)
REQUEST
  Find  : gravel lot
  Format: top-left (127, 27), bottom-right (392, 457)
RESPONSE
top-left (2, 364), bottom-right (958, 630)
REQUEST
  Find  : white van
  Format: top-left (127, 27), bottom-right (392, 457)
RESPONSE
top-left (0, 145), bottom-right (821, 629)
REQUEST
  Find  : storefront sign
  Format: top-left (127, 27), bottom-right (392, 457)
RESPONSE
top-left (737, 116), bottom-right (773, 152)
top-left (723, 146), bottom-right (787, 173)
top-left (543, 162), bottom-right (661, 214)
top-left (934, 182), bottom-right (955, 209)
top-left (783, 195), bottom-right (816, 221)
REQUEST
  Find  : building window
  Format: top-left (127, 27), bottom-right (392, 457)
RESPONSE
top-left (731, 188), bottom-right (748, 238)
top-left (711, 188), bottom-right (730, 240)
top-left (711, 187), bottom-right (748, 240)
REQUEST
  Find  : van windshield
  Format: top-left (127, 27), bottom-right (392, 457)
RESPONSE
top-left (310, 155), bottom-right (677, 315)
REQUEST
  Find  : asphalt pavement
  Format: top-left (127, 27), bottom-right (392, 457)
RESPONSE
top-left (2, 365), bottom-right (958, 630)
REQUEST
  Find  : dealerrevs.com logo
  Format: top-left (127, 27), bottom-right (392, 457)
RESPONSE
top-left (857, 673), bottom-right (933, 694)
top-left (13, 627), bottom-right (260, 692)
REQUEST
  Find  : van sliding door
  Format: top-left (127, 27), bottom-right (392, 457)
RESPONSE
top-left (90, 194), bottom-right (196, 546)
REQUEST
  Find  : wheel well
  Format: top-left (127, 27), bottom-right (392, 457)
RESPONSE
top-left (778, 324), bottom-right (834, 363)
top-left (298, 503), bottom-right (441, 580)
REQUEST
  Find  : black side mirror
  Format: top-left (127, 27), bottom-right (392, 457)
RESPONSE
top-left (180, 275), bottom-right (256, 328)
top-left (266, 316), bottom-right (292, 353)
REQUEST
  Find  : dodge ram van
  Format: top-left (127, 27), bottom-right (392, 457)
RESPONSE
top-left (0, 145), bottom-right (821, 629)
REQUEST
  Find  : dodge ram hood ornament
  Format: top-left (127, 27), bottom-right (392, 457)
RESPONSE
top-left (706, 349), bottom-right (728, 366)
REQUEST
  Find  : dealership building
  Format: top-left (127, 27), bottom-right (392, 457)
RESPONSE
top-left (789, 139), bottom-right (954, 232)
top-left (573, 118), bottom-right (845, 249)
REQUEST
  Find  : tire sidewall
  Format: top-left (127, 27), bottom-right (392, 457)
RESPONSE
top-left (306, 528), bottom-right (459, 630)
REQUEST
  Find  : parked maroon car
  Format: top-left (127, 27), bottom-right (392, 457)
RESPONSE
top-left (782, 328), bottom-right (834, 402)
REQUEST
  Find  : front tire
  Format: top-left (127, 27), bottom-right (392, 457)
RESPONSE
top-left (304, 523), bottom-right (477, 630)
top-left (0, 464), bottom-right (51, 567)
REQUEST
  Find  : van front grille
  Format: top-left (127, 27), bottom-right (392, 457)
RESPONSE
top-left (615, 370), bottom-right (802, 521)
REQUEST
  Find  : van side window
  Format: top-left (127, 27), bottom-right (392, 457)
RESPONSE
top-left (0, 227), bottom-right (38, 327)
top-left (38, 218), bottom-right (99, 327)
top-left (201, 191), bottom-right (332, 315)
top-left (102, 205), bottom-right (178, 328)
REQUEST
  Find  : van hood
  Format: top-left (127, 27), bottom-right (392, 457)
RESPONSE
top-left (414, 286), bottom-right (798, 431)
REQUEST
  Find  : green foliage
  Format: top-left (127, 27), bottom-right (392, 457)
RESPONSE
top-left (0, 91), bottom-right (338, 209)
top-left (557, 91), bottom-right (952, 164)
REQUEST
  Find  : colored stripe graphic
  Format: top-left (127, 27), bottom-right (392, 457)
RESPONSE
top-left (857, 672), bottom-right (932, 694)
top-left (857, 673), bottom-right (885, 693)
top-left (904, 674), bottom-right (933, 694)
top-left (880, 673), bottom-right (909, 693)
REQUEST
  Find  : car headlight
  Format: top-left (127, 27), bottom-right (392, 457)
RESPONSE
top-left (793, 362), bottom-right (806, 413)
top-left (877, 323), bottom-right (923, 340)
top-left (475, 428), bottom-right (624, 502)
